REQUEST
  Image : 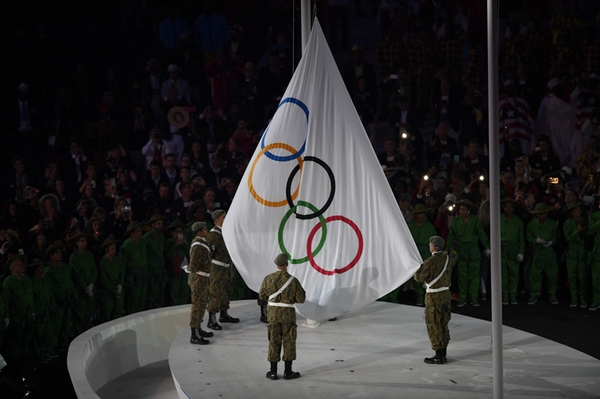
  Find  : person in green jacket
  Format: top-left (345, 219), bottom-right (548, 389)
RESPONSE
top-left (165, 218), bottom-right (191, 306)
top-left (446, 200), bottom-right (490, 307)
top-left (589, 203), bottom-right (600, 311)
top-left (1, 255), bottom-right (34, 365)
top-left (408, 204), bottom-right (438, 306)
top-left (564, 202), bottom-right (590, 308)
top-left (120, 222), bottom-right (148, 314)
top-left (142, 214), bottom-right (167, 310)
top-left (500, 199), bottom-right (525, 305)
top-left (44, 243), bottom-right (77, 352)
top-left (526, 203), bottom-right (560, 305)
top-left (0, 287), bottom-right (7, 354)
top-left (27, 258), bottom-right (55, 362)
top-left (69, 233), bottom-right (98, 336)
top-left (98, 237), bottom-right (125, 322)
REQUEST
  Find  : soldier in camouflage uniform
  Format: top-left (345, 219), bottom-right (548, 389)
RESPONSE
top-left (187, 221), bottom-right (214, 345)
top-left (259, 253), bottom-right (306, 380)
top-left (414, 236), bottom-right (452, 364)
top-left (206, 210), bottom-right (239, 329)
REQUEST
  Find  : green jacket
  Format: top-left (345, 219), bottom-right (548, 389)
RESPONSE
top-left (69, 250), bottom-right (98, 297)
top-left (501, 214), bottom-right (525, 253)
top-left (526, 218), bottom-right (559, 251)
top-left (142, 231), bottom-right (165, 271)
top-left (588, 211), bottom-right (600, 250)
top-left (414, 252), bottom-right (452, 290)
top-left (259, 269), bottom-right (306, 324)
top-left (563, 218), bottom-right (587, 247)
top-left (2, 274), bottom-right (34, 317)
top-left (120, 238), bottom-right (148, 270)
top-left (407, 220), bottom-right (437, 261)
top-left (44, 261), bottom-right (76, 307)
top-left (31, 275), bottom-right (55, 314)
top-left (446, 214), bottom-right (489, 250)
top-left (98, 255), bottom-right (125, 293)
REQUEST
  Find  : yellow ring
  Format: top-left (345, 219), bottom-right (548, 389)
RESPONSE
top-left (248, 142), bottom-right (304, 207)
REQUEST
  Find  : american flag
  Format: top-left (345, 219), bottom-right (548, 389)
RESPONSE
top-left (498, 95), bottom-right (534, 145)
top-left (575, 89), bottom-right (598, 131)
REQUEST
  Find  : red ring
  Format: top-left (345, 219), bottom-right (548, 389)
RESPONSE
top-left (306, 215), bottom-right (363, 275)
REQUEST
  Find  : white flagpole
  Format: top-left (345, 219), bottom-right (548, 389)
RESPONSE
top-left (301, 0), bottom-right (312, 52)
top-left (487, 1), bottom-right (504, 398)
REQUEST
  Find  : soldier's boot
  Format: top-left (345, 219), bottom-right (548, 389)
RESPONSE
top-left (260, 305), bottom-right (268, 323)
top-left (440, 347), bottom-right (447, 363)
top-left (190, 327), bottom-right (210, 345)
top-left (198, 328), bottom-right (214, 338)
top-left (219, 310), bottom-right (240, 323)
top-left (207, 313), bottom-right (223, 330)
top-left (283, 361), bottom-right (301, 379)
top-left (424, 349), bottom-right (445, 364)
top-left (266, 362), bottom-right (278, 380)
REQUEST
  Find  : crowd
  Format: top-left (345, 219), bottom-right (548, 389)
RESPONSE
top-left (1, 0), bottom-right (600, 374)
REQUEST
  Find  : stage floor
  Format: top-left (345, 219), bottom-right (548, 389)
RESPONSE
top-left (164, 301), bottom-right (600, 399)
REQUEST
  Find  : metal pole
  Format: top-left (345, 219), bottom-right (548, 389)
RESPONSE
top-left (301, 0), bottom-right (311, 53)
top-left (487, 1), bottom-right (503, 398)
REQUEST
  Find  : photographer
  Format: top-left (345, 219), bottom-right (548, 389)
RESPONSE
top-left (142, 129), bottom-right (172, 170)
top-left (107, 197), bottom-right (133, 241)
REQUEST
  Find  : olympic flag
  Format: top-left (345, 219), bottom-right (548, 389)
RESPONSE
top-left (223, 19), bottom-right (422, 321)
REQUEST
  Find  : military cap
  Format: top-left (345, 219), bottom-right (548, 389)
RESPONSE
top-left (125, 221), bottom-right (144, 235)
top-left (44, 243), bottom-right (65, 261)
top-left (68, 232), bottom-right (93, 246)
top-left (99, 236), bottom-right (120, 253)
top-left (411, 204), bottom-right (429, 214)
top-left (212, 209), bottom-right (226, 220)
top-left (565, 202), bottom-right (582, 212)
top-left (166, 218), bottom-right (185, 231)
top-left (274, 253), bottom-right (289, 267)
top-left (455, 199), bottom-right (478, 212)
top-left (147, 213), bottom-right (167, 225)
top-left (5, 229), bottom-right (21, 243)
top-left (429, 236), bottom-right (445, 249)
top-left (530, 203), bottom-right (553, 214)
top-left (5, 254), bottom-right (25, 270)
top-left (192, 222), bottom-right (207, 232)
top-left (26, 258), bottom-right (46, 269)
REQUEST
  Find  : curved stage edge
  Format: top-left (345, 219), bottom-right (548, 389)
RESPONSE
top-left (69, 301), bottom-right (600, 399)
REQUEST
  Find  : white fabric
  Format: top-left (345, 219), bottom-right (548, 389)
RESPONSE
top-left (535, 94), bottom-right (576, 166)
top-left (222, 20), bottom-right (422, 321)
top-left (536, 237), bottom-right (545, 244)
top-left (516, 254), bottom-right (524, 262)
top-left (211, 259), bottom-right (230, 267)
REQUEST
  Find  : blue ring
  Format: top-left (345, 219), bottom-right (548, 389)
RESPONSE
top-left (260, 97), bottom-right (309, 162)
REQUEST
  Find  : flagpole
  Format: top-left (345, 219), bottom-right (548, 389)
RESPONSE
top-left (301, 0), bottom-right (311, 52)
top-left (487, 1), bottom-right (504, 398)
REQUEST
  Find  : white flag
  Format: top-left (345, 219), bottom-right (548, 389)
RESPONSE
top-left (223, 19), bottom-right (422, 321)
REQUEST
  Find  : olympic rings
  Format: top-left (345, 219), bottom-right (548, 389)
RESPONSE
top-left (285, 156), bottom-right (336, 220)
top-left (278, 201), bottom-right (327, 264)
top-left (260, 97), bottom-right (309, 162)
top-left (306, 216), bottom-right (364, 276)
top-left (248, 142), bottom-right (304, 207)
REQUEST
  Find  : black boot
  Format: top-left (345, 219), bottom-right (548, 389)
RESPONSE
top-left (440, 347), bottom-right (447, 363)
top-left (283, 360), bottom-right (301, 379)
top-left (266, 362), bottom-right (278, 380)
top-left (207, 312), bottom-right (222, 330)
top-left (260, 304), bottom-right (268, 323)
top-left (190, 327), bottom-right (210, 345)
top-left (198, 328), bottom-right (214, 338)
top-left (219, 310), bottom-right (240, 323)
top-left (424, 349), bottom-right (445, 364)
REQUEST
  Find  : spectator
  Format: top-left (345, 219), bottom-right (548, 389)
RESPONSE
top-left (194, 1), bottom-right (230, 63)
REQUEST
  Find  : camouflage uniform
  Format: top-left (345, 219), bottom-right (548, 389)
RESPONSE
top-left (259, 270), bottom-right (306, 362)
top-left (188, 236), bottom-right (212, 328)
top-left (206, 226), bottom-right (234, 313)
top-left (414, 252), bottom-right (452, 351)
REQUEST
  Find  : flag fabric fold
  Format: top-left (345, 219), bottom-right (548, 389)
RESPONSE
top-left (223, 19), bottom-right (422, 321)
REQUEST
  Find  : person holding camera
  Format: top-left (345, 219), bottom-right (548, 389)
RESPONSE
top-left (142, 129), bottom-right (172, 170)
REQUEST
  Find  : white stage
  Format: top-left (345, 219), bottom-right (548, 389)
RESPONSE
top-left (71, 300), bottom-right (600, 399)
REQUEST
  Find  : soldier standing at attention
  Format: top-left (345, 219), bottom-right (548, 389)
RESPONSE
top-left (259, 253), bottom-right (306, 380)
top-left (414, 236), bottom-right (452, 364)
top-left (408, 204), bottom-right (438, 306)
top-left (187, 221), bottom-right (214, 345)
top-left (142, 214), bottom-right (167, 309)
top-left (206, 210), bottom-right (239, 330)
top-left (120, 222), bottom-right (148, 314)
top-left (500, 199), bottom-right (525, 305)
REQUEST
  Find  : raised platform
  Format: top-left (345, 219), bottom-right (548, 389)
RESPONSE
top-left (169, 301), bottom-right (600, 399)
top-left (69, 300), bottom-right (600, 398)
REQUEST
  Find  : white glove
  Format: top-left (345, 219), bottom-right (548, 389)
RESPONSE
top-left (183, 265), bottom-right (191, 274)
top-left (4, 318), bottom-right (9, 328)
top-left (85, 283), bottom-right (94, 298)
top-left (116, 284), bottom-right (122, 296)
top-left (544, 241), bottom-right (553, 247)
top-left (516, 254), bottom-right (524, 262)
top-left (485, 249), bottom-right (491, 257)
top-left (536, 237), bottom-right (545, 244)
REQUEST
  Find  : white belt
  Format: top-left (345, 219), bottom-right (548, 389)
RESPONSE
top-left (268, 302), bottom-right (295, 308)
top-left (196, 271), bottom-right (210, 277)
top-left (427, 286), bottom-right (449, 293)
top-left (212, 259), bottom-right (230, 267)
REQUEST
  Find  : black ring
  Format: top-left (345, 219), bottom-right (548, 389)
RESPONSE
top-left (285, 156), bottom-right (336, 220)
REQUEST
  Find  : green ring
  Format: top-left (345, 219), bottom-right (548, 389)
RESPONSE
top-left (278, 200), bottom-right (327, 264)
